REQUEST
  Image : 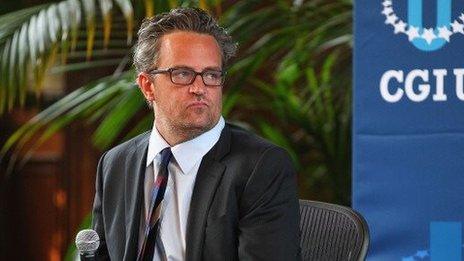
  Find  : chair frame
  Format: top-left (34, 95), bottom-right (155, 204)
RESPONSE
top-left (299, 200), bottom-right (370, 261)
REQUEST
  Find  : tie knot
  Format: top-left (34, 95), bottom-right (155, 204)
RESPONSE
top-left (160, 147), bottom-right (172, 167)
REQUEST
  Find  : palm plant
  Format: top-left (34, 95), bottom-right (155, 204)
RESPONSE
top-left (224, 0), bottom-right (353, 204)
top-left (251, 52), bottom-right (352, 204)
top-left (1, 0), bottom-right (353, 203)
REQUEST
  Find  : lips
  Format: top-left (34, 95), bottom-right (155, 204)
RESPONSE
top-left (187, 101), bottom-right (208, 108)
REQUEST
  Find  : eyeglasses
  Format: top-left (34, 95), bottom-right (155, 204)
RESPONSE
top-left (147, 67), bottom-right (225, 86)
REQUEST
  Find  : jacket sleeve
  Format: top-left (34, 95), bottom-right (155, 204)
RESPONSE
top-left (238, 147), bottom-right (301, 261)
top-left (91, 152), bottom-right (110, 261)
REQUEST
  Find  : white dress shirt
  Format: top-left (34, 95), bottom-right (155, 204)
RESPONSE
top-left (139, 117), bottom-right (225, 261)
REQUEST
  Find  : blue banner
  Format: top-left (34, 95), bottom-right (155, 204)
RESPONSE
top-left (353, 0), bottom-right (464, 260)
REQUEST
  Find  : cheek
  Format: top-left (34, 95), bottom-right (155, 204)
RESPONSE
top-left (212, 91), bottom-right (222, 111)
top-left (165, 94), bottom-right (182, 116)
top-left (152, 83), bottom-right (182, 115)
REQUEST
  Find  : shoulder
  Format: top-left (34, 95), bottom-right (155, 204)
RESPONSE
top-left (100, 130), bottom-right (150, 163)
top-left (226, 123), bottom-right (288, 158)
top-left (224, 124), bottom-right (297, 210)
top-left (224, 123), bottom-right (292, 168)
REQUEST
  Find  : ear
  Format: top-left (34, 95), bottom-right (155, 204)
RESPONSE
top-left (137, 73), bottom-right (155, 102)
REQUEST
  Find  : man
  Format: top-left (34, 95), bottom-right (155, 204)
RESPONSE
top-left (91, 7), bottom-right (300, 261)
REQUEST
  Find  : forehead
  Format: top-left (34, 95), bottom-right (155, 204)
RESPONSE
top-left (157, 31), bottom-right (222, 70)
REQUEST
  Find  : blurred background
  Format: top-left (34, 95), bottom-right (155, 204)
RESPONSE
top-left (0, 0), bottom-right (352, 259)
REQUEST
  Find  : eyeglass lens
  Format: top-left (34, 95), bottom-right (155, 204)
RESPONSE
top-left (170, 68), bottom-right (223, 86)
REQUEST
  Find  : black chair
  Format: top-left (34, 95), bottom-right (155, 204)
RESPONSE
top-left (299, 200), bottom-right (369, 261)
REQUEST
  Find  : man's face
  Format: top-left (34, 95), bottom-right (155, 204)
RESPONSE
top-left (149, 31), bottom-right (223, 138)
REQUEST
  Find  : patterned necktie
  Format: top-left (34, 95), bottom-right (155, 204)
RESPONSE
top-left (137, 147), bottom-right (173, 261)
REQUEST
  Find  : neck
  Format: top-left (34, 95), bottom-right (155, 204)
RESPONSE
top-left (154, 118), bottom-right (214, 146)
top-left (156, 126), bottom-right (199, 146)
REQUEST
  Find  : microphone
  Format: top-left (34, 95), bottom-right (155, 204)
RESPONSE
top-left (75, 229), bottom-right (100, 260)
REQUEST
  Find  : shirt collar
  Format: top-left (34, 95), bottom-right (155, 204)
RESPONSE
top-left (146, 116), bottom-right (225, 174)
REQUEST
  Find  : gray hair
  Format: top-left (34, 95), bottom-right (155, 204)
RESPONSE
top-left (133, 7), bottom-right (237, 74)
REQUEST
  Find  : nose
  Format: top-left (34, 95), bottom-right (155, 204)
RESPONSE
top-left (189, 74), bottom-right (206, 95)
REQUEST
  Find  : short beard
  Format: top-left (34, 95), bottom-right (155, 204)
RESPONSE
top-left (172, 121), bottom-right (213, 142)
top-left (156, 114), bottom-right (218, 145)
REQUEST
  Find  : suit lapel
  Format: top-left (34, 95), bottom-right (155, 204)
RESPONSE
top-left (124, 132), bottom-right (150, 261)
top-left (185, 125), bottom-right (231, 261)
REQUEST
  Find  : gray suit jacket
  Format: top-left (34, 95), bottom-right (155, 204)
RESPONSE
top-left (92, 123), bottom-right (301, 260)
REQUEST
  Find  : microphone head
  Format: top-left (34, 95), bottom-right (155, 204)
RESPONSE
top-left (75, 229), bottom-right (100, 255)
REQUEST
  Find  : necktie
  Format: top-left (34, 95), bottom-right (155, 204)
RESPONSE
top-left (137, 147), bottom-right (173, 261)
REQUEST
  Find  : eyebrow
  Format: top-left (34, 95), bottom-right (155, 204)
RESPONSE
top-left (171, 65), bottom-right (222, 71)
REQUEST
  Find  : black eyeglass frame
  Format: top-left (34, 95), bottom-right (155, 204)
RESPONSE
top-left (147, 67), bottom-right (226, 86)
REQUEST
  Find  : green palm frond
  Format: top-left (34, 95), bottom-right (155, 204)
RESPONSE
top-left (225, 0), bottom-right (353, 203)
top-left (0, 0), bottom-right (134, 114)
top-left (1, 70), bottom-right (142, 172)
top-left (221, 0), bottom-right (352, 99)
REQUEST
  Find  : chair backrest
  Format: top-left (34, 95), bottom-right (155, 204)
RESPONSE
top-left (299, 200), bottom-right (369, 261)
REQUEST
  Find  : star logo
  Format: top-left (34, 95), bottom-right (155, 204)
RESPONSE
top-left (382, 7), bottom-right (393, 16)
top-left (406, 26), bottom-right (420, 41)
top-left (422, 28), bottom-right (437, 44)
top-left (385, 14), bottom-right (398, 25)
top-left (394, 21), bottom-right (407, 34)
top-left (381, 0), bottom-right (464, 51)
top-left (451, 20), bottom-right (464, 34)
top-left (437, 26), bottom-right (452, 42)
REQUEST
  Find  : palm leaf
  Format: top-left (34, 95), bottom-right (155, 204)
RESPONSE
top-left (92, 86), bottom-right (145, 149)
top-left (0, 0), bottom-right (135, 113)
top-left (99, 0), bottom-right (113, 49)
top-left (236, 0), bottom-right (352, 203)
top-left (1, 70), bottom-right (140, 172)
top-left (114, 0), bottom-right (134, 44)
